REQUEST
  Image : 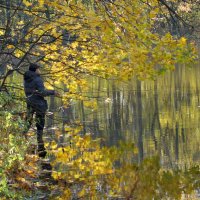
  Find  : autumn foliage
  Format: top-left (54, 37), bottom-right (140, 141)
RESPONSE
top-left (0, 0), bottom-right (199, 199)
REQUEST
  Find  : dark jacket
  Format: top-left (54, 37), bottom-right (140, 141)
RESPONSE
top-left (24, 70), bottom-right (55, 112)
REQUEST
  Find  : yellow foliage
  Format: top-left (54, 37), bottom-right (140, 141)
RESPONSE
top-left (179, 37), bottom-right (187, 46)
top-left (0, 30), bottom-right (4, 36)
top-left (7, 45), bottom-right (15, 49)
top-left (44, 82), bottom-right (54, 90)
top-left (23, 0), bottom-right (32, 7)
top-left (15, 0), bottom-right (196, 107)
top-left (0, 0), bottom-right (199, 198)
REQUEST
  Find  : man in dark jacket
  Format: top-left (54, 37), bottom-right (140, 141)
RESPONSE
top-left (23, 63), bottom-right (59, 158)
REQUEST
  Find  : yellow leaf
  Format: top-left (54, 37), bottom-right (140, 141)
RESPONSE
top-left (44, 82), bottom-right (54, 90)
top-left (14, 49), bottom-right (24, 58)
top-left (74, 174), bottom-right (80, 179)
top-left (78, 189), bottom-right (86, 197)
top-left (38, 0), bottom-right (44, 6)
top-left (0, 30), bottom-right (4, 36)
top-left (17, 21), bottom-right (24, 25)
top-left (179, 37), bottom-right (187, 45)
top-left (7, 45), bottom-right (15, 49)
top-left (23, 0), bottom-right (32, 7)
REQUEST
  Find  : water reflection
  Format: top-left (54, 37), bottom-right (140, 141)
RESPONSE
top-left (52, 64), bottom-right (200, 168)
top-left (35, 64), bottom-right (200, 199)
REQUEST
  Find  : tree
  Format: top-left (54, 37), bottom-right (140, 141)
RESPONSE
top-left (0, 0), bottom-right (199, 198)
top-left (157, 0), bottom-right (200, 38)
top-left (0, 0), bottom-right (197, 103)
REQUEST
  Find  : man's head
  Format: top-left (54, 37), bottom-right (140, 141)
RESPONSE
top-left (29, 63), bottom-right (41, 75)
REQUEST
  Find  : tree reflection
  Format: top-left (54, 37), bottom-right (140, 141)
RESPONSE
top-left (51, 133), bottom-right (200, 199)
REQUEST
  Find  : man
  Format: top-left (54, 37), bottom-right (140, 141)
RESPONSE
top-left (23, 63), bottom-right (59, 158)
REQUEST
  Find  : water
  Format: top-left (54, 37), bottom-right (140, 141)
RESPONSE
top-left (23, 64), bottom-right (200, 198)
top-left (63, 64), bottom-right (200, 168)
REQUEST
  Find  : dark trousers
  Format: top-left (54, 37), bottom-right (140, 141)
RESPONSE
top-left (24, 103), bottom-right (46, 152)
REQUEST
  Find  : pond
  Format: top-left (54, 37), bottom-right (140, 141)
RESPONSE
top-left (54, 64), bottom-right (199, 168)
top-left (43, 63), bottom-right (200, 198)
